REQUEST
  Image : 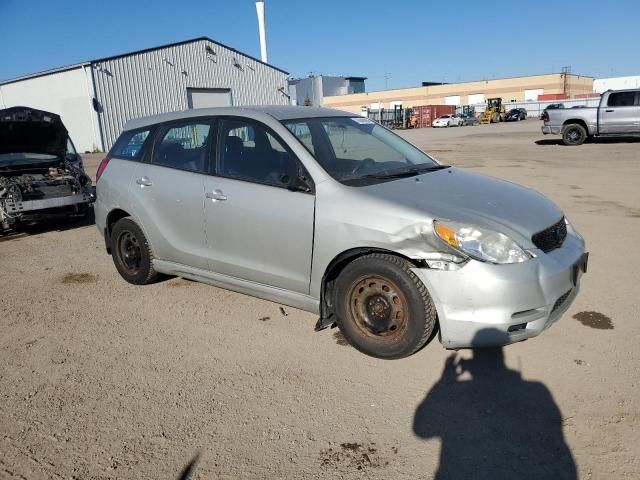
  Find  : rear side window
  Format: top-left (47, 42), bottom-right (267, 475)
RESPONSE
top-left (153, 122), bottom-right (211, 173)
top-left (111, 129), bottom-right (151, 159)
top-left (608, 92), bottom-right (636, 107)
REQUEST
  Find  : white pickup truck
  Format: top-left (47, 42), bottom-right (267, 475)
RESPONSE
top-left (541, 89), bottom-right (640, 145)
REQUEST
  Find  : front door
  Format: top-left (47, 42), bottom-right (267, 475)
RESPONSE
top-left (599, 90), bottom-right (638, 134)
top-left (129, 120), bottom-right (213, 269)
top-left (203, 117), bottom-right (315, 294)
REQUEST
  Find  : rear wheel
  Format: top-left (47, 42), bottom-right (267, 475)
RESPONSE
top-left (334, 253), bottom-right (437, 359)
top-left (111, 217), bottom-right (160, 285)
top-left (562, 124), bottom-right (587, 146)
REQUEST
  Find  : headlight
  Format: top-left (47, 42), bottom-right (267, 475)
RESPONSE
top-left (434, 220), bottom-right (531, 264)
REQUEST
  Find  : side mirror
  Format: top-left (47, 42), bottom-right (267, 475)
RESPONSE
top-left (280, 173), bottom-right (313, 193)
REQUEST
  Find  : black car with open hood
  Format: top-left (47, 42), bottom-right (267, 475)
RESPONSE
top-left (0, 106), bottom-right (69, 157)
top-left (0, 106), bottom-right (95, 231)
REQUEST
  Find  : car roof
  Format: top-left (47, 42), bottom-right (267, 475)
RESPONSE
top-left (123, 106), bottom-right (354, 131)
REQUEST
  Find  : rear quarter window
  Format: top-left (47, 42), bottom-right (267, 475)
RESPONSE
top-left (110, 129), bottom-right (151, 159)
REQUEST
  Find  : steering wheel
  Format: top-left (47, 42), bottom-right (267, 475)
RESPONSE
top-left (351, 158), bottom-right (375, 175)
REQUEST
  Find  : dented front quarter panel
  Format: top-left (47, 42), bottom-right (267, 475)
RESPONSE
top-left (310, 179), bottom-right (446, 298)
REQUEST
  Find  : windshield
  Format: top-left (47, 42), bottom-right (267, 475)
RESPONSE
top-left (284, 117), bottom-right (441, 185)
top-left (0, 152), bottom-right (58, 166)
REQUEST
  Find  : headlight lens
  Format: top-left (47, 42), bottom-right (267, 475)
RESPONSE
top-left (434, 220), bottom-right (531, 264)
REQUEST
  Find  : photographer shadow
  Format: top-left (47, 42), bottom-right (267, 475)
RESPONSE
top-left (413, 329), bottom-right (577, 480)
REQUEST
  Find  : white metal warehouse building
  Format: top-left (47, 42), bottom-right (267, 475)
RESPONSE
top-left (0, 37), bottom-right (290, 152)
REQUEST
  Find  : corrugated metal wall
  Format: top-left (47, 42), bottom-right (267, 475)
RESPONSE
top-left (92, 39), bottom-right (290, 149)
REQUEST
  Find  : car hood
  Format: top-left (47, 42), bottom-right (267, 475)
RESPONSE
top-left (0, 106), bottom-right (68, 157)
top-left (360, 167), bottom-right (563, 245)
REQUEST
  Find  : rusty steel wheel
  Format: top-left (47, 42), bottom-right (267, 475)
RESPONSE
top-left (110, 217), bottom-right (160, 285)
top-left (335, 253), bottom-right (437, 359)
top-left (347, 275), bottom-right (409, 340)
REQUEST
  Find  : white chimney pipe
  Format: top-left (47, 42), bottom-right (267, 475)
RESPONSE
top-left (256, 0), bottom-right (268, 63)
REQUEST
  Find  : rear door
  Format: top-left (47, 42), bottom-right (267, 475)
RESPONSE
top-left (599, 91), bottom-right (638, 133)
top-left (99, 128), bottom-right (153, 236)
top-left (128, 119), bottom-right (213, 269)
top-left (202, 117), bottom-right (315, 293)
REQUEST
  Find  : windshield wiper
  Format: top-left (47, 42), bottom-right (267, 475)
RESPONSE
top-left (364, 164), bottom-right (451, 179)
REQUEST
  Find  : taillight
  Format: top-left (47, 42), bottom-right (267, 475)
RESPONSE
top-left (96, 156), bottom-right (111, 182)
top-left (541, 111), bottom-right (549, 122)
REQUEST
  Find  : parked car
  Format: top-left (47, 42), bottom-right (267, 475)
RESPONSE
top-left (460, 114), bottom-right (479, 126)
top-left (505, 108), bottom-right (527, 121)
top-left (432, 114), bottom-right (460, 127)
top-left (0, 106), bottom-right (95, 232)
top-left (539, 103), bottom-right (565, 119)
top-left (95, 106), bottom-right (587, 359)
top-left (542, 89), bottom-right (640, 145)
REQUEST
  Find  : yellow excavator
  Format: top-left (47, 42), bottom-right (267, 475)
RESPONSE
top-left (480, 97), bottom-right (505, 124)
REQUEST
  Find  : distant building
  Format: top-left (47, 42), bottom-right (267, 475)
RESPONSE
top-left (289, 75), bottom-right (366, 107)
top-left (323, 73), bottom-right (594, 113)
top-left (594, 75), bottom-right (640, 93)
top-left (0, 37), bottom-right (290, 152)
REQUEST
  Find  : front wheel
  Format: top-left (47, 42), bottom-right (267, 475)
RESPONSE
top-left (562, 124), bottom-right (587, 146)
top-left (111, 217), bottom-right (160, 285)
top-left (334, 254), bottom-right (437, 359)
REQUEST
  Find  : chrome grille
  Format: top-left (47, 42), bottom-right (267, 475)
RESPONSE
top-left (532, 218), bottom-right (567, 253)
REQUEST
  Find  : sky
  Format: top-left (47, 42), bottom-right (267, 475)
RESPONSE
top-left (1, 0), bottom-right (639, 91)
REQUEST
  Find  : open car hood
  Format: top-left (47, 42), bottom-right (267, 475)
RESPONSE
top-left (0, 106), bottom-right (68, 157)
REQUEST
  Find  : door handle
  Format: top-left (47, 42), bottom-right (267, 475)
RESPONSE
top-left (206, 190), bottom-right (227, 201)
top-left (605, 109), bottom-right (614, 113)
top-left (136, 177), bottom-right (153, 187)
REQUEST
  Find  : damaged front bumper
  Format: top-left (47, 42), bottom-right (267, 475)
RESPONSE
top-left (0, 188), bottom-right (96, 231)
top-left (3, 190), bottom-right (94, 215)
top-left (411, 231), bottom-right (586, 349)
top-left (0, 186), bottom-right (95, 231)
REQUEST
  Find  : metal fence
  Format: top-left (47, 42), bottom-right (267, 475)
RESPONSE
top-left (364, 96), bottom-right (603, 127)
top-left (466, 97), bottom-right (601, 118)
top-left (366, 108), bottom-right (405, 128)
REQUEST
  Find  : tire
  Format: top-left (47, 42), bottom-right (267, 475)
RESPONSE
top-left (334, 253), bottom-right (437, 359)
top-left (110, 217), bottom-right (160, 285)
top-left (562, 124), bottom-right (587, 146)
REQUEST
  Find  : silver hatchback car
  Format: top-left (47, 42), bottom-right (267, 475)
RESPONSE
top-left (95, 106), bottom-right (587, 359)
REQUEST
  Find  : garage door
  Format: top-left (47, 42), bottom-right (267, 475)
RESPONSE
top-left (468, 93), bottom-right (485, 105)
top-left (445, 95), bottom-right (461, 106)
top-left (187, 88), bottom-right (233, 109)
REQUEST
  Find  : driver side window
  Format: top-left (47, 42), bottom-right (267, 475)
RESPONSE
top-left (218, 119), bottom-right (301, 188)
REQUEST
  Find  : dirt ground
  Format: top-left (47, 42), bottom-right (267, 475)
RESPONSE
top-left (1, 120), bottom-right (639, 479)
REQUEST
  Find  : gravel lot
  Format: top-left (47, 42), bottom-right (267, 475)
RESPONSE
top-left (1, 120), bottom-right (639, 479)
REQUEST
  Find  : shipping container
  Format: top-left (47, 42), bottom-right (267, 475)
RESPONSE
top-left (411, 105), bottom-right (456, 128)
top-left (538, 93), bottom-right (567, 101)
